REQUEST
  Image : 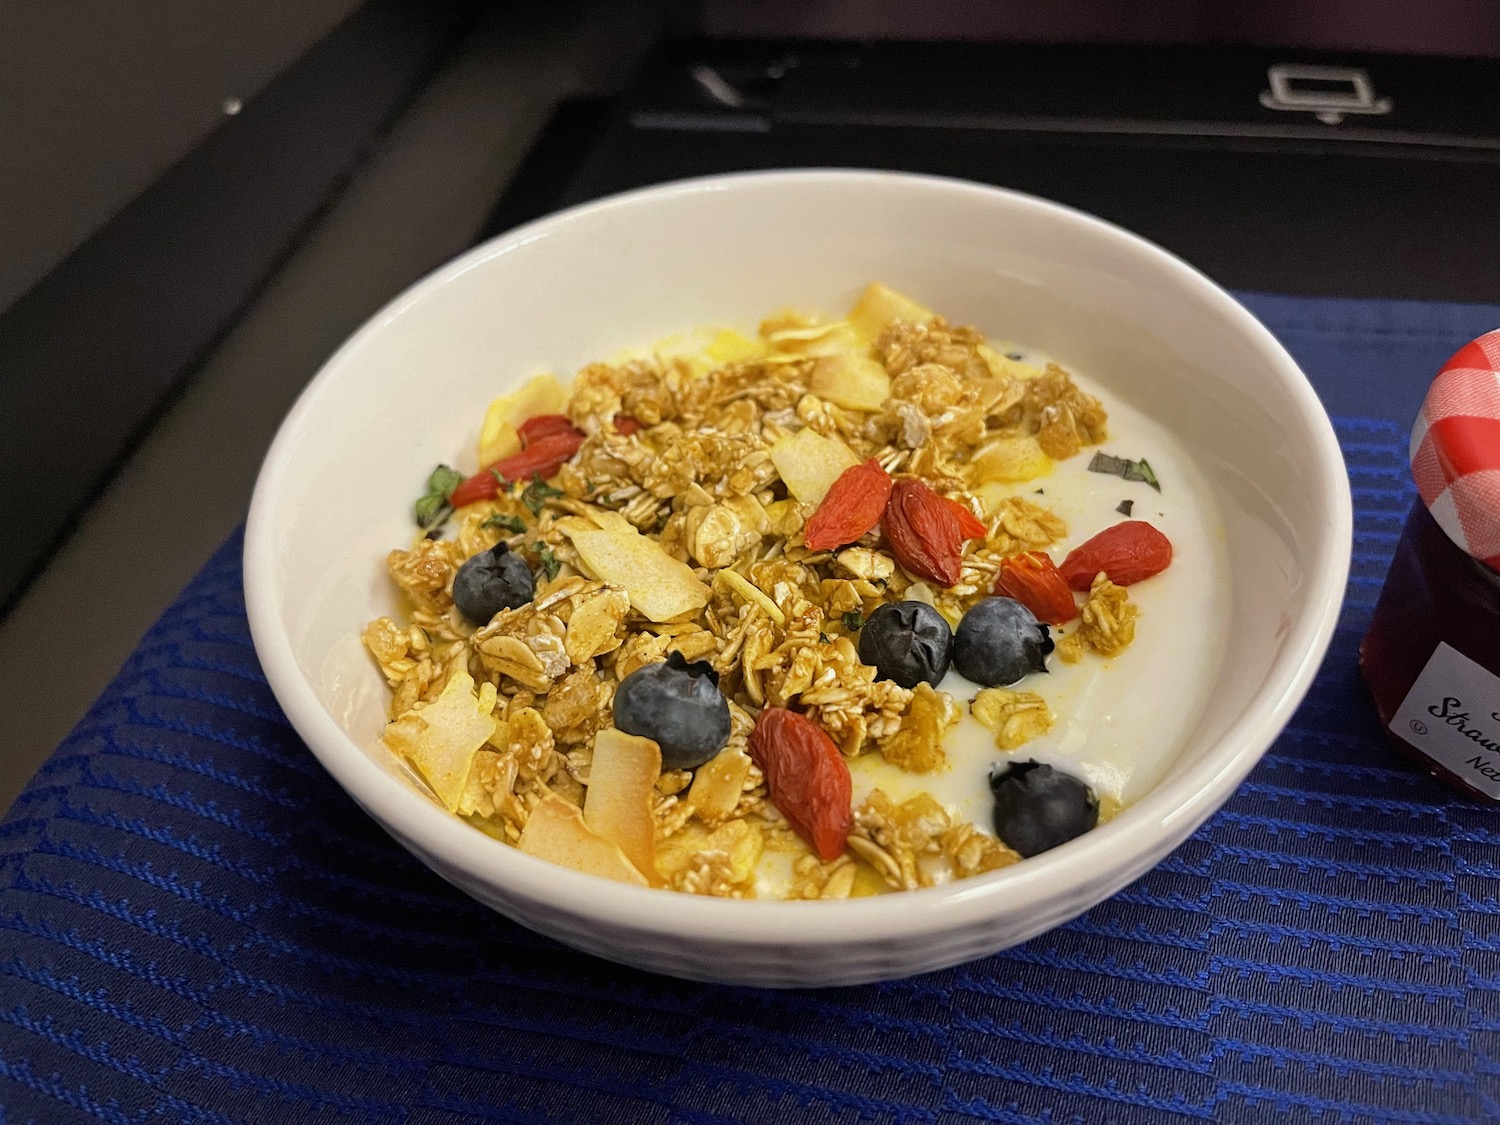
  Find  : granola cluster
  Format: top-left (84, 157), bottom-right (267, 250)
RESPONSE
top-left (364, 284), bottom-right (1144, 898)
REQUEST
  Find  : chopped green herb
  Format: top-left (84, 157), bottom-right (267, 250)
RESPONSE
top-left (414, 464), bottom-right (463, 530)
top-left (522, 472), bottom-right (565, 516)
top-left (482, 513), bottom-right (526, 534)
top-left (536, 544), bottom-right (561, 581)
top-left (842, 611), bottom-right (865, 631)
top-left (1116, 499), bottom-right (1134, 517)
top-left (490, 468), bottom-right (508, 490)
top-left (818, 632), bottom-right (832, 644)
top-left (1088, 451), bottom-right (1161, 492)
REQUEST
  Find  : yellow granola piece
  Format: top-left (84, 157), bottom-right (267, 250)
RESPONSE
top-left (1059, 573), bottom-right (1138, 662)
top-left (386, 538), bottom-right (462, 616)
top-left (472, 603), bottom-right (570, 691)
top-left (849, 789), bottom-right (950, 890)
top-left (658, 819), bottom-right (764, 897)
top-left (1016, 364), bottom-right (1108, 459)
top-left (971, 687), bottom-right (1054, 751)
top-left (875, 317), bottom-right (992, 381)
top-left (878, 684), bottom-right (960, 772)
top-left (567, 359), bottom-right (677, 434)
top-left (772, 627), bottom-right (912, 754)
top-left (530, 578), bottom-right (631, 664)
top-left (677, 359), bottom-right (809, 425)
top-left (684, 498), bottom-right (767, 569)
top-left (943, 821), bottom-right (1021, 877)
top-left (832, 547), bottom-right (895, 585)
top-left (645, 430), bottom-right (777, 499)
top-left (789, 852), bottom-right (860, 899)
top-left (456, 748), bottom-right (517, 819)
top-left (541, 664), bottom-right (612, 745)
top-left (365, 615), bottom-right (458, 717)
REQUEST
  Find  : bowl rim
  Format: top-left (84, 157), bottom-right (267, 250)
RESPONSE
top-left (245, 168), bottom-right (1352, 944)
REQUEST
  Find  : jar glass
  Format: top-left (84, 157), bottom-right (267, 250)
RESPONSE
top-left (1359, 331), bottom-right (1500, 803)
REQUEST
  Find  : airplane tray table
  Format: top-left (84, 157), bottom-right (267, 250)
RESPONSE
top-left (1, 291), bottom-right (1497, 1124)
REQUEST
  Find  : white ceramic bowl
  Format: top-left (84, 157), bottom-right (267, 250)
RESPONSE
top-left (245, 170), bottom-right (1351, 987)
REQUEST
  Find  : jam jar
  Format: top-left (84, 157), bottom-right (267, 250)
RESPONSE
top-left (1360, 330), bottom-right (1500, 803)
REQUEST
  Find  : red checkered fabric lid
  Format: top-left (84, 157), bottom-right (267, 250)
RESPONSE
top-left (1410, 330), bottom-right (1500, 570)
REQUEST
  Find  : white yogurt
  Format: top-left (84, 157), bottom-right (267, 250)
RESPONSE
top-left (847, 358), bottom-right (1231, 835)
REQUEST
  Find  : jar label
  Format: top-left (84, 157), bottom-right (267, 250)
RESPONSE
top-left (1390, 642), bottom-right (1500, 798)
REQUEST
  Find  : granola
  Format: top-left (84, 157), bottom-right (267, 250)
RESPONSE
top-left (364, 283), bottom-right (1178, 898)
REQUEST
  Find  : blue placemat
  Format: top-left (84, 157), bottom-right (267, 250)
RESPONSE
top-left (3, 292), bottom-right (1500, 1125)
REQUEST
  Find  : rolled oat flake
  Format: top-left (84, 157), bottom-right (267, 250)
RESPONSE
top-left (1361, 330), bottom-right (1500, 803)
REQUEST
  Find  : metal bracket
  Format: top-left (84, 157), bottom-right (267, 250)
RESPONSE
top-left (1260, 64), bottom-right (1393, 125)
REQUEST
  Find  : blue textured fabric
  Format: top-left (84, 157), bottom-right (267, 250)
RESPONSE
top-left (3, 293), bottom-right (1500, 1125)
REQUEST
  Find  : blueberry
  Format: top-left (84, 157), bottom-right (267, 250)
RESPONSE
top-left (953, 597), bottom-right (1052, 686)
top-left (989, 760), bottom-right (1098, 857)
top-left (613, 651), bottom-right (731, 770)
top-left (452, 543), bottom-right (535, 625)
top-left (857, 601), bottom-right (953, 688)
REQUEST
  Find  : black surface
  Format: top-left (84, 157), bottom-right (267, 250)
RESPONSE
top-left (476, 97), bottom-right (616, 243)
top-left (487, 41), bottom-right (1500, 305)
top-left (0, 0), bottom-right (472, 618)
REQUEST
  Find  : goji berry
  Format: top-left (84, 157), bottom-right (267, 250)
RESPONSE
top-left (881, 479), bottom-right (965, 587)
top-left (516, 413), bottom-right (580, 447)
top-left (945, 497), bottom-right (988, 540)
top-left (804, 458), bottom-right (894, 551)
top-left (1058, 521), bottom-right (1173, 591)
top-left (996, 551), bottom-right (1077, 624)
top-left (748, 708), bottom-right (852, 861)
top-left (448, 427), bottom-right (584, 509)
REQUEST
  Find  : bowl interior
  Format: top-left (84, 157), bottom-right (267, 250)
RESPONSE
top-left (250, 171), bottom-right (1346, 896)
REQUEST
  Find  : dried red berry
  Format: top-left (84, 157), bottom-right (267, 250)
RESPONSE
top-left (1058, 521), bottom-right (1173, 591)
top-left (945, 497), bottom-right (988, 540)
top-left (996, 551), bottom-right (1077, 625)
top-left (516, 414), bottom-right (581, 447)
top-left (748, 708), bottom-right (852, 861)
top-left (448, 426), bottom-right (584, 509)
top-left (881, 479), bottom-right (965, 587)
top-left (804, 459), bottom-right (894, 551)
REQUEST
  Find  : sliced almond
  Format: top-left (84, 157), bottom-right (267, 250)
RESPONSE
top-left (687, 745), bottom-right (753, 824)
top-left (381, 667), bottom-right (497, 812)
top-left (562, 585), bottom-right (630, 663)
top-left (584, 728), bottom-right (664, 886)
top-left (768, 428), bottom-right (860, 503)
top-left (846, 282), bottom-right (934, 340)
top-left (810, 353), bottom-right (892, 412)
top-left (558, 509), bottom-right (710, 623)
top-left (714, 569), bottom-right (784, 626)
top-left (518, 794), bottom-right (649, 886)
